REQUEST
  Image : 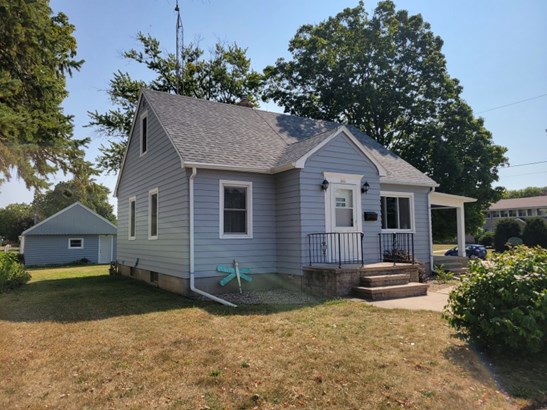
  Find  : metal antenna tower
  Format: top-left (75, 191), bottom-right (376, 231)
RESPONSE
top-left (175, 0), bottom-right (184, 94)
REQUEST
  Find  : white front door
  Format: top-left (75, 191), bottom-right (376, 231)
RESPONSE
top-left (98, 235), bottom-right (113, 264)
top-left (324, 174), bottom-right (363, 264)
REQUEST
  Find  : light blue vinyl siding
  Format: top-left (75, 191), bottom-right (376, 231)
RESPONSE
top-left (300, 133), bottom-right (383, 266)
top-left (116, 98), bottom-right (189, 278)
top-left (24, 235), bottom-right (101, 266)
top-left (192, 169), bottom-right (277, 277)
top-left (275, 169), bottom-right (302, 275)
top-left (380, 183), bottom-right (432, 266)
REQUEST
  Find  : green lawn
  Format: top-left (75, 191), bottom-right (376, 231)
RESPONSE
top-left (0, 265), bottom-right (544, 409)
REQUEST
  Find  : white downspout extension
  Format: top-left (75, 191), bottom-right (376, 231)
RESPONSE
top-left (189, 167), bottom-right (237, 307)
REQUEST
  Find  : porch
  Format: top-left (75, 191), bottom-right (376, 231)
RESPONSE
top-left (305, 232), bottom-right (426, 300)
top-left (302, 263), bottom-right (427, 300)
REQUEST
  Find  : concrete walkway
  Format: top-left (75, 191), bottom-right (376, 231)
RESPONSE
top-left (356, 286), bottom-right (454, 312)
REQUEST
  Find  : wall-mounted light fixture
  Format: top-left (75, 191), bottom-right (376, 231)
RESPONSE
top-left (361, 181), bottom-right (370, 194)
top-left (321, 179), bottom-right (329, 191)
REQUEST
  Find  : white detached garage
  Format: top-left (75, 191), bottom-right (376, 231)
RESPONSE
top-left (20, 202), bottom-right (117, 266)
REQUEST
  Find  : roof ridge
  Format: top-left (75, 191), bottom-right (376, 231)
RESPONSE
top-left (251, 109), bottom-right (292, 145)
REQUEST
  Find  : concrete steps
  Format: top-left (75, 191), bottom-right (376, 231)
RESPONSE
top-left (354, 283), bottom-right (429, 301)
top-left (352, 264), bottom-right (428, 301)
top-left (360, 273), bottom-right (410, 287)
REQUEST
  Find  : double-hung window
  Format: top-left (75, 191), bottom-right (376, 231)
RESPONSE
top-left (220, 180), bottom-right (252, 239)
top-left (380, 192), bottom-right (414, 231)
top-left (148, 188), bottom-right (158, 239)
top-left (129, 196), bottom-right (136, 240)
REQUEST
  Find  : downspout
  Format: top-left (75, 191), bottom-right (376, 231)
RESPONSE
top-left (189, 167), bottom-right (237, 307)
top-left (427, 186), bottom-right (435, 272)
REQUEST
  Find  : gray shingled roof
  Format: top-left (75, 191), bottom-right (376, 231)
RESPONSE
top-left (22, 202), bottom-right (117, 236)
top-left (143, 89), bottom-right (437, 187)
top-left (489, 196), bottom-right (547, 210)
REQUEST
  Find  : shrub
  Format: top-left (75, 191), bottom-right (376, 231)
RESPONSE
top-left (0, 253), bottom-right (31, 292)
top-left (523, 217), bottom-right (547, 248)
top-left (478, 231), bottom-right (494, 247)
top-left (433, 265), bottom-right (455, 283)
top-left (443, 246), bottom-right (547, 354)
top-left (494, 218), bottom-right (522, 252)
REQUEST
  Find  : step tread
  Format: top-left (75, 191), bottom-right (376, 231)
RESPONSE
top-left (355, 283), bottom-right (428, 292)
top-left (361, 274), bottom-right (410, 280)
top-left (353, 283), bottom-right (428, 301)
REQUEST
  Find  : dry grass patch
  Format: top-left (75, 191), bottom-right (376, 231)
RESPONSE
top-left (0, 266), bottom-right (543, 409)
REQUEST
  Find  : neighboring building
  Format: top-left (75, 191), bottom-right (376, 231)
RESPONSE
top-left (114, 89), bottom-right (473, 299)
top-left (485, 196), bottom-right (547, 231)
top-left (20, 202), bottom-right (117, 266)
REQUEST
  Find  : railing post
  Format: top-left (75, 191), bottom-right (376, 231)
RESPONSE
top-left (337, 233), bottom-right (342, 268)
top-left (360, 233), bottom-right (364, 266)
top-left (411, 234), bottom-right (415, 264)
top-left (308, 234), bottom-right (312, 266)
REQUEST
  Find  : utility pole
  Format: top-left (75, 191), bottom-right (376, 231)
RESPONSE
top-left (175, 0), bottom-right (184, 95)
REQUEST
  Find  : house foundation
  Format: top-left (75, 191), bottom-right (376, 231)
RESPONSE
top-left (302, 263), bottom-right (421, 298)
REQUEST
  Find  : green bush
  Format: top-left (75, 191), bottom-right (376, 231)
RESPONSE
top-left (494, 218), bottom-right (522, 252)
top-left (522, 217), bottom-right (547, 248)
top-left (443, 246), bottom-right (547, 354)
top-left (0, 253), bottom-right (31, 292)
top-left (478, 231), bottom-right (494, 247)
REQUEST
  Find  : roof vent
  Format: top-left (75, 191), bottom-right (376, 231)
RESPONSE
top-left (236, 98), bottom-right (254, 108)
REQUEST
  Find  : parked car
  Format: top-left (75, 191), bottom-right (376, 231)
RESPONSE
top-left (445, 244), bottom-right (487, 260)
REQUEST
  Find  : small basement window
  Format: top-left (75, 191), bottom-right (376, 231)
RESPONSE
top-left (150, 271), bottom-right (158, 283)
top-left (68, 238), bottom-right (84, 249)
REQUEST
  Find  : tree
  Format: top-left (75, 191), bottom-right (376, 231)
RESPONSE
top-left (0, 203), bottom-right (34, 243)
top-left (494, 218), bottom-right (522, 252)
top-left (0, 0), bottom-right (93, 190)
top-left (502, 186), bottom-right (547, 199)
top-left (33, 179), bottom-right (115, 223)
top-left (89, 33), bottom-right (263, 173)
top-left (263, 0), bottom-right (507, 237)
top-left (522, 217), bottom-right (547, 248)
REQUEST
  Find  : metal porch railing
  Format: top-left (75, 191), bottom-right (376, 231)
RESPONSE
top-left (379, 232), bottom-right (415, 264)
top-left (308, 232), bottom-right (364, 268)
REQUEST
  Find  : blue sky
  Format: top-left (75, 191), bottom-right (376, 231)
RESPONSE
top-left (1, 0), bottom-right (546, 209)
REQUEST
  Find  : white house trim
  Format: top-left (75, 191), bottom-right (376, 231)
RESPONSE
top-left (68, 238), bottom-right (84, 249)
top-left (323, 172), bottom-right (364, 234)
top-left (430, 191), bottom-right (477, 257)
top-left (128, 196), bottom-right (136, 241)
top-left (219, 180), bottom-right (253, 239)
top-left (148, 188), bottom-right (159, 240)
top-left (380, 191), bottom-right (416, 233)
top-left (139, 111), bottom-right (148, 157)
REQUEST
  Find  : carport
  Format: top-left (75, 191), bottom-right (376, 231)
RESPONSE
top-left (429, 192), bottom-right (477, 261)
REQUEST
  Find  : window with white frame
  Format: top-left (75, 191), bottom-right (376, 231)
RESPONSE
top-left (380, 193), bottom-right (414, 231)
top-left (68, 238), bottom-right (84, 249)
top-left (518, 209), bottom-right (526, 217)
top-left (129, 196), bottom-right (136, 240)
top-left (140, 112), bottom-right (148, 156)
top-left (148, 188), bottom-right (158, 239)
top-left (220, 180), bottom-right (252, 238)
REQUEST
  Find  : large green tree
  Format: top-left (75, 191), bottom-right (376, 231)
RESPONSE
top-left (89, 33), bottom-right (263, 173)
top-left (503, 186), bottom-right (547, 199)
top-left (263, 1), bottom-right (507, 237)
top-left (33, 179), bottom-right (115, 223)
top-left (0, 203), bottom-right (34, 243)
top-left (0, 0), bottom-right (92, 190)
